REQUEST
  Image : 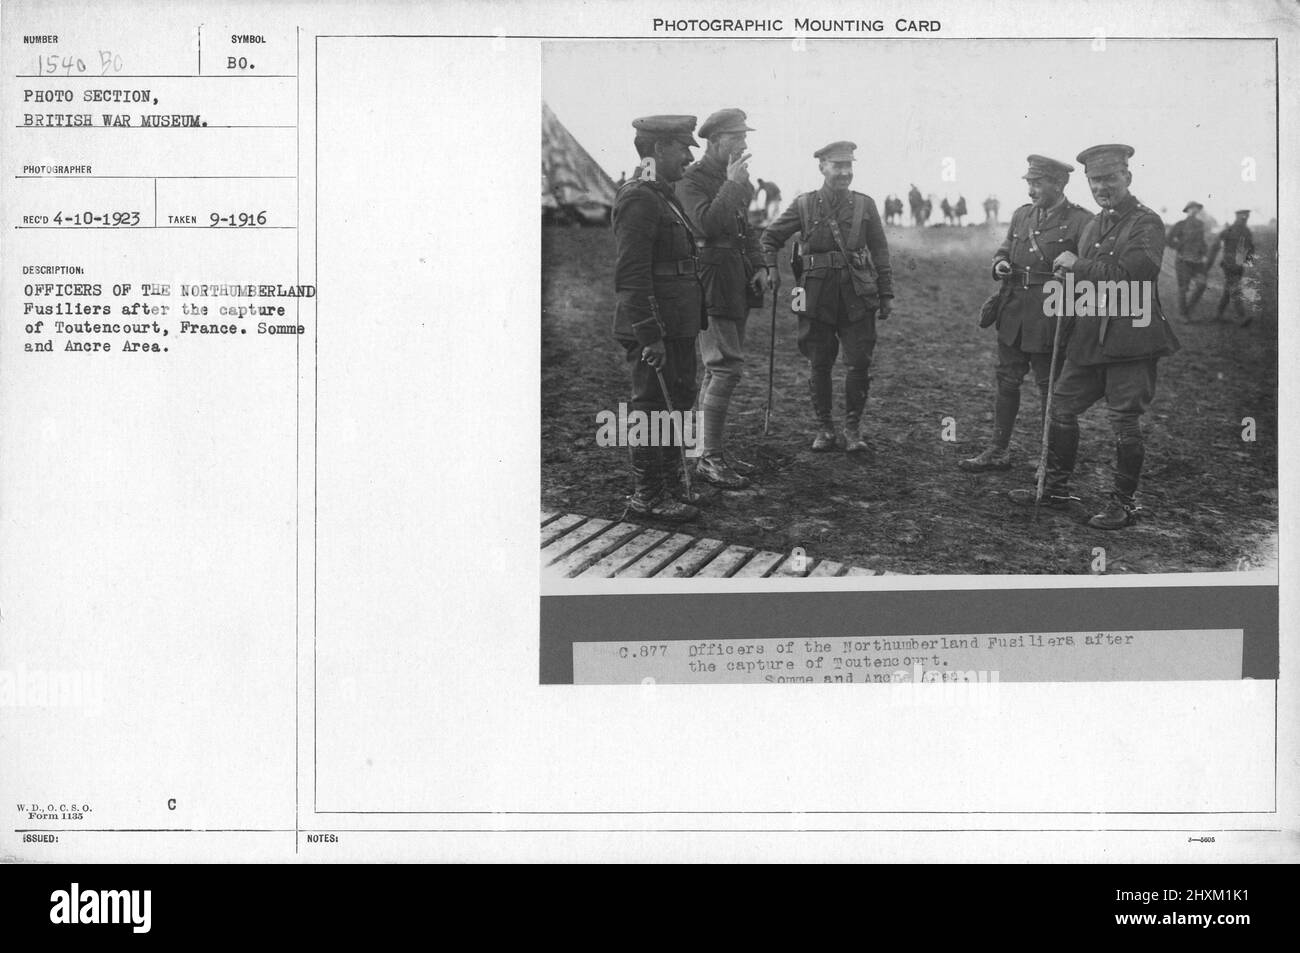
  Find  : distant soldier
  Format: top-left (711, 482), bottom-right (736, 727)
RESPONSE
top-left (940, 197), bottom-right (953, 225)
top-left (983, 194), bottom-right (1000, 226)
top-left (954, 195), bottom-right (967, 226)
top-left (908, 184), bottom-right (924, 226)
top-left (921, 197), bottom-right (933, 226)
top-left (1206, 209), bottom-right (1257, 326)
top-left (759, 141), bottom-right (894, 453)
top-left (1008, 144), bottom-right (1181, 529)
top-left (960, 155), bottom-right (1092, 473)
top-left (611, 115), bottom-right (706, 521)
top-left (1166, 201), bottom-right (1209, 317)
top-left (676, 108), bottom-right (768, 489)
top-left (755, 177), bottom-right (782, 223)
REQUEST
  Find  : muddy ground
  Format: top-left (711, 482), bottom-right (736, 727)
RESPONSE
top-left (541, 222), bottom-right (1278, 574)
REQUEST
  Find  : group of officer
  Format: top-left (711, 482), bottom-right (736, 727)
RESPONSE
top-left (610, 111), bottom-right (1248, 532)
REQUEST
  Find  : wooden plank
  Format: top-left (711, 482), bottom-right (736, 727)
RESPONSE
top-left (615, 533), bottom-right (697, 578)
top-left (695, 544), bottom-right (755, 578)
top-left (845, 566), bottom-right (878, 576)
top-left (540, 513), bottom-right (584, 547)
top-left (541, 510), bottom-right (561, 526)
top-left (732, 550), bottom-right (785, 578)
top-left (578, 528), bottom-right (669, 578)
top-left (772, 552), bottom-right (812, 577)
top-left (548, 522), bottom-right (643, 576)
top-left (809, 560), bottom-right (845, 577)
top-left (541, 518), bottom-right (611, 564)
top-left (653, 538), bottom-right (726, 577)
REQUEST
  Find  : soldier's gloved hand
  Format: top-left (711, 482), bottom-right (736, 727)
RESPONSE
top-left (749, 267), bottom-right (770, 293)
top-left (641, 340), bottom-right (667, 371)
top-left (726, 151), bottom-right (751, 186)
top-left (993, 259), bottom-right (1012, 279)
top-left (877, 298), bottom-right (893, 321)
top-left (1052, 251), bottom-right (1078, 272)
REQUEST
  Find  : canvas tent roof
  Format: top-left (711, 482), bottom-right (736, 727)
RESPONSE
top-left (542, 102), bottom-right (617, 221)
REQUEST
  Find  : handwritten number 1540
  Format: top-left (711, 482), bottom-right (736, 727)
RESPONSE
top-left (38, 52), bottom-right (124, 76)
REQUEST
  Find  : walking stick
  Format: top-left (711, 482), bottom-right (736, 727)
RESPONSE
top-left (653, 364), bottom-right (694, 501)
top-left (1034, 272), bottom-right (1067, 522)
top-left (764, 271), bottom-right (780, 434)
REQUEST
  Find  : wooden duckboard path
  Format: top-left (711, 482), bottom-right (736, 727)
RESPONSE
top-left (541, 510), bottom-right (893, 579)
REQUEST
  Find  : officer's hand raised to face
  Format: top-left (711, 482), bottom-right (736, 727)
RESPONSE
top-left (726, 151), bottom-right (751, 186)
top-left (641, 340), bottom-right (667, 370)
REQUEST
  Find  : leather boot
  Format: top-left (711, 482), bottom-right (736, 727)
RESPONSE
top-left (811, 426), bottom-right (838, 452)
top-left (1008, 421), bottom-right (1076, 507)
top-left (843, 424), bottom-right (871, 454)
top-left (660, 445), bottom-right (700, 503)
top-left (696, 453), bottom-right (750, 489)
top-left (1089, 439), bottom-right (1142, 529)
top-left (962, 389), bottom-right (1017, 471)
top-left (960, 446), bottom-right (1012, 471)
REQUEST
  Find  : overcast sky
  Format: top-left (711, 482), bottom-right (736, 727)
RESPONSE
top-left (543, 38), bottom-right (1277, 223)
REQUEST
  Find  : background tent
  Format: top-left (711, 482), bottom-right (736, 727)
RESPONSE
top-left (542, 102), bottom-right (617, 225)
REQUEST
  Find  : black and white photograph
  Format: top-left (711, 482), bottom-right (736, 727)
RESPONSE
top-left (2, 0), bottom-right (1295, 874)
top-left (541, 37), bottom-right (1279, 578)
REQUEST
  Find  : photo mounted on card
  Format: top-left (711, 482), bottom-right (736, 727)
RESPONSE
top-left (541, 37), bottom-right (1277, 580)
top-left (539, 36), bottom-right (1278, 684)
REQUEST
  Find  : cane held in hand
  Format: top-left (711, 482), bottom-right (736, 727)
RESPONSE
top-left (1034, 266), bottom-right (1068, 521)
top-left (765, 267), bottom-right (780, 435)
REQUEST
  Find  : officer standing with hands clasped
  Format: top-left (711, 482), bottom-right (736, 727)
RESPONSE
top-left (961, 154), bottom-right (1091, 472)
top-left (1008, 144), bottom-right (1180, 529)
top-left (759, 141), bottom-right (894, 453)
top-left (677, 107), bottom-right (768, 490)
top-left (611, 115), bottom-right (706, 522)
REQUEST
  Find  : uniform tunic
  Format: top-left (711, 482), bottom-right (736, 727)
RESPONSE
top-left (612, 174), bottom-right (704, 347)
top-left (992, 198), bottom-right (1093, 353)
top-left (611, 172), bottom-right (704, 415)
top-left (1061, 194), bottom-right (1179, 366)
top-left (759, 185), bottom-right (894, 322)
top-left (676, 153), bottom-right (765, 320)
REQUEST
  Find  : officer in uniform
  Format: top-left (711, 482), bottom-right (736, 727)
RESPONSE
top-left (1009, 144), bottom-right (1180, 529)
top-left (611, 115), bottom-right (706, 522)
top-left (961, 155), bottom-right (1092, 472)
top-left (676, 108), bottom-right (768, 490)
top-left (759, 141), bottom-right (894, 452)
top-left (1206, 209), bottom-right (1257, 325)
top-left (1167, 201), bottom-right (1209, 316)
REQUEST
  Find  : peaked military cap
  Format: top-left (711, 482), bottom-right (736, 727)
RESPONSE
top-left (1183, 201), bottom-right (1204, 213)
top-left (1076, 143), bottom-right (1135, 176)
top-left (1022, 154), bottom-right (1074, 180)
top-left (814, 140), bottom-right (856, 161)
top-left (632, 115), bottom-right (699, 147)
top-left (1235, 209), bottom-right (1251, 216)
top-left (699, 108), bottom-right (754, 139)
